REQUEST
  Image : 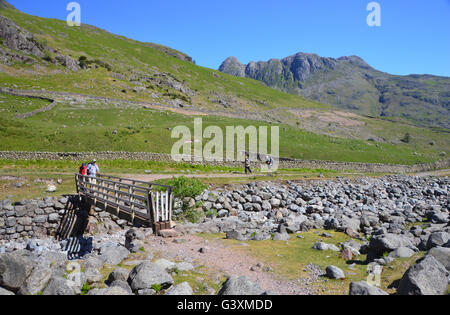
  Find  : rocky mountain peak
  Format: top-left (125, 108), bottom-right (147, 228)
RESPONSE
top-left (218, 56), bottom-right (246, 77)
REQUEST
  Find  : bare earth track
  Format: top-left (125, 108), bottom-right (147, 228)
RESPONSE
top-left (145, 234), bottom-right (317, 295)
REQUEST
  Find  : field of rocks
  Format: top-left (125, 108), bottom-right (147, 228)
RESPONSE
top-left (0, 175), bottom-right (449, 295)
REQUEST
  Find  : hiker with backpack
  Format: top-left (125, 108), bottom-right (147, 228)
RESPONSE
top-left (86, 159), bottom-right (100, 184)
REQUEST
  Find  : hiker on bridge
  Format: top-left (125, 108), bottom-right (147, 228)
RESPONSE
top-left (79, 163), bottom-right (87, 176)
top-left (87, 159), bottom-right (100, 183)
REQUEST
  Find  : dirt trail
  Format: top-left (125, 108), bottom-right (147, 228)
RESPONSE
top-left (412, 169), bottom-right (450, 177)
top-left (124, 172), bottom-right (277, 182)
top-left (145, 234), bottom-right (316, 295)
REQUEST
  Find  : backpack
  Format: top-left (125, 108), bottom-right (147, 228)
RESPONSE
top-left (86, 163), bottom-right (93, 176)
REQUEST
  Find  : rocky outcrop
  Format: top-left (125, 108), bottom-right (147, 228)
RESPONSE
top-left (55, 54), bottom-right (80, 72)
top-left (0, 15), bottom-right (46, 58)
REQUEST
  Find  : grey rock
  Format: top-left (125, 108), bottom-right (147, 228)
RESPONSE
top-left (82, 256), bottom-right (104, 270)
top-left (218, 275), bottom-right (266, 295)
top-left (42, 277), bottom-right (75, 296)
top-left (388, 247), bottom-right (415, 258)
top-left (84, 268), bottom-right (103, 284)
top-left (18, 266), bottom-right (52, 295)
top-left (272, 232), bottom-right (290, 241)
top-left (154, 258), bottom-right (176, 272)
top-left (0, 252), bottom-right (35, 292)
top-left (88, 286), bottom-right (131, 295)
top-left (165, 282), bottom-right (193, 295)
top-left (48, 213), bottom-right (59, 223)
top-left (128, 262), bottom-right (174, 291)
top-left (349, 281), bottom-right (389, 295)
top-left (109, 280), bottom-right (133, 295)
top-left (369, 233), bottom-right (414, 256)
top-left (325, 266), bottom-right (345, 279)
top-left (107, 268), bottom-right (130, 284)
top-left (137, 288), bottom-right (156, 295)
top-left (428, 247), bottom-right (450, 271)
top-left (0, 287), bottom-right (15, 295)
top-left (398, 255), bottom-right (449, 295)
top-left (99, 245), bottom-right (130, 265)
top-left (427, 232), bottom-right (449, 250)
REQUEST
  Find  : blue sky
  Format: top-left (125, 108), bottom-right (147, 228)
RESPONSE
top-left (7, 0), bottom-right (450, 77)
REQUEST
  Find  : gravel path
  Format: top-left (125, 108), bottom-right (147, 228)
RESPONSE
top-left (144, 234), bottom-right (318, 295)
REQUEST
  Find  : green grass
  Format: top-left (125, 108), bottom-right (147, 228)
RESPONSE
top-left (0, 93), bottom-right (446, 165)
top-left (172, 266), bottom-right (227, 295)
top-left (197, 231), bottom-right (427, 295)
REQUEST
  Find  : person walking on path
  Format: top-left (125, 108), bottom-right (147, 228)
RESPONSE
top-left (87, 159), bottom-right (100, 187)
top-left (244, 155), bottom-right (252, 175)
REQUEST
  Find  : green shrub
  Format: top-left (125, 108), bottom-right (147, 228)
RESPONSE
top-left (165, 176), bottom-right (207, 199)
top-left (184, 208), bottom-right (204, 223)
top-left (81, 282), bottom-right (91, 295)
top-left (205, 209), bottom-right (218, 218)
top-left (151, 283), bottom-right (163, 293)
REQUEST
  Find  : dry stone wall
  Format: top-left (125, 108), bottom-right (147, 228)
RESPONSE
top-left (0, 196), bottom-right (67, 241)
top-left (0, 151), bottom-right (449, 174)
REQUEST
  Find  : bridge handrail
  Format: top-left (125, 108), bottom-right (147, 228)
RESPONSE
top-left (75, 173), bottom-right (175, 231)
top-left (98, 174), bottom-right (174, 190)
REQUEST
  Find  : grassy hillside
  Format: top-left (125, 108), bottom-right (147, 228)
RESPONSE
top-left (0, 6), bottom-right (326, 114)
top-left (0, 4), bottom-right (448, 166)
top-left (0, 93), bottom-right (447, 165)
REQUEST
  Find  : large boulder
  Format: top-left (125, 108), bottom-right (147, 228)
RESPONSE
top-left (106, 268), bottom-right (130, 284)
top-left (84, 268), bottom-right (103, 284)
top-left (42, 277), bottom-right (75, 296)
top-left (397, 256), bottom-right (449, 295)
top-left (109, 280), bottom-right (133, 295)
top-left (226, 230), bottom-right (247, 241)
top-left (0, 252), bottom-right (35, 292)
top-left (272, 232), bottom-right (290, 241)
top-left (369, 233), bottom-right (415, 256)
top-left (154, 259), bottom-right (176, 272)
top-left (428, 247), bottom-right (450, 271)
top-left (128, 262), bottom-right (173, 292)
top-left (0, 287), bottom-right (15, 295)
top-left (165, 282), bottom-right (193, 295)
top-left (218, 276), bottom-right (266, 295)
top-left (99, 245), bottom-right (130, 265)
top-left (349, 281), bottom-right (389, 295)
top-left (18, 266), bottom-right (52, 295)
top-left (325, 266), bottom-right (345, 279)
top-left (426, 232), bottom-right (450, 250)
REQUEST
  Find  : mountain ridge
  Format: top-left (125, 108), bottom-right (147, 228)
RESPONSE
top-left (219, 53), bottom-right (450, 129)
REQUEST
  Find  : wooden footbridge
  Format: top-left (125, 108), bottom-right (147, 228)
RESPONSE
top-left (75, 174), bottom-right (174, 234)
